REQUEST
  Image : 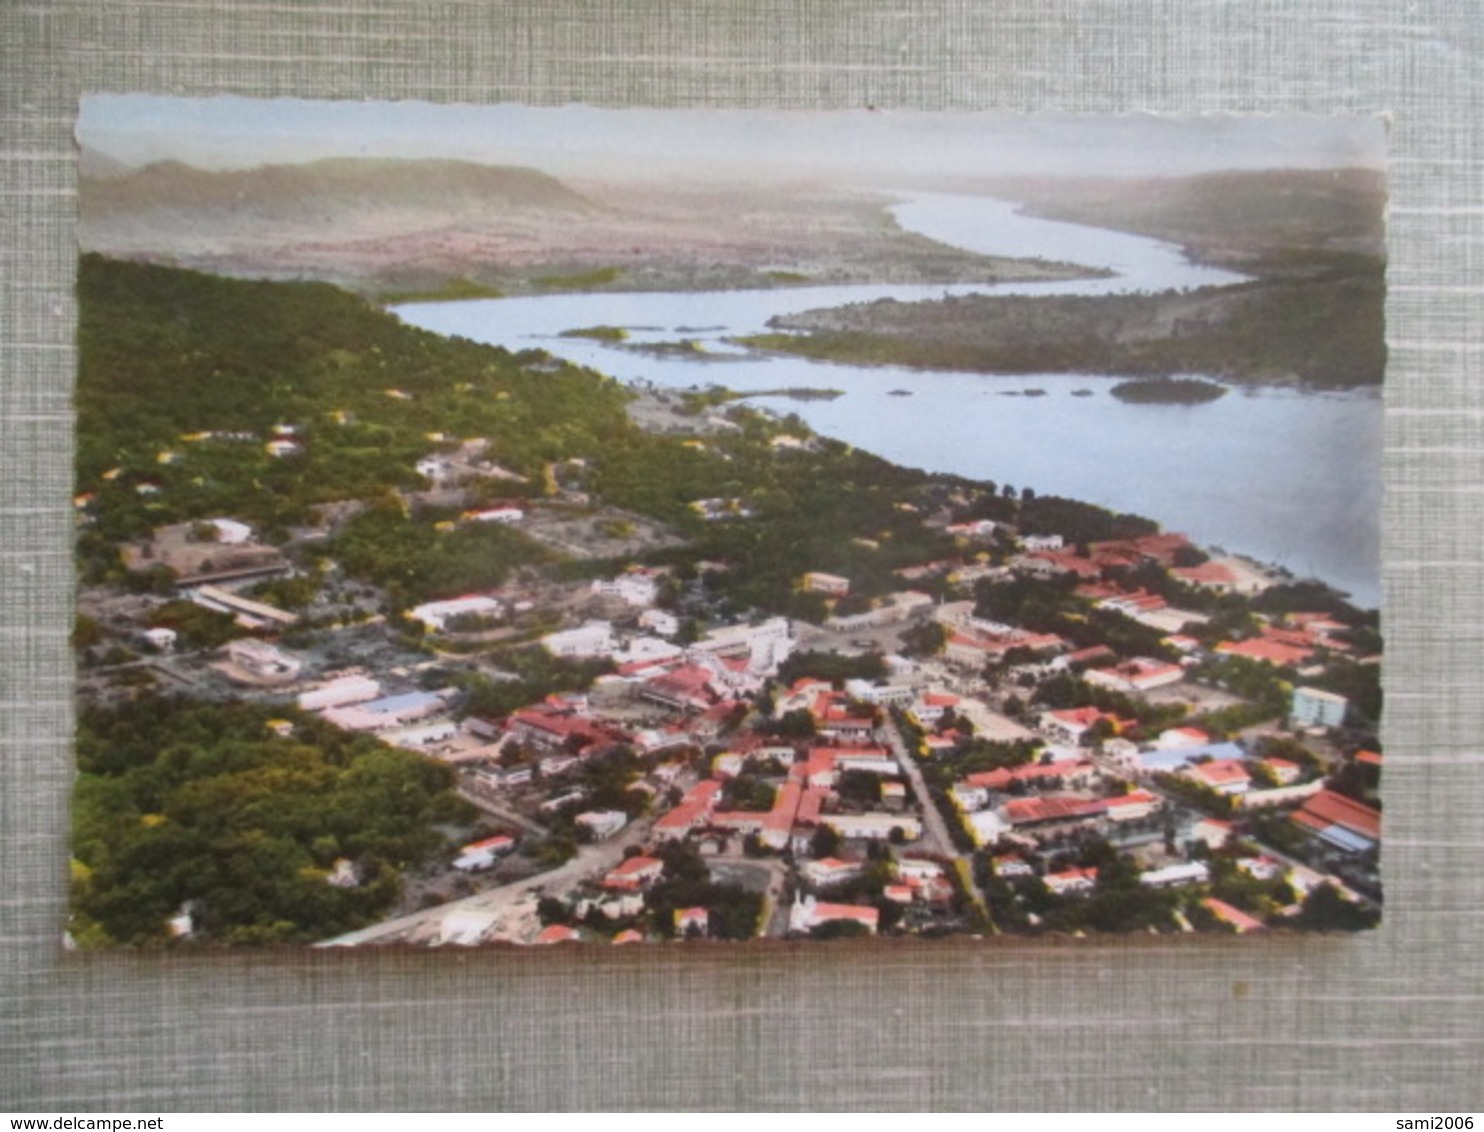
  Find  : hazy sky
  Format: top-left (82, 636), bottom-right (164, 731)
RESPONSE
top-left (78, 95), bottom-right (1386, 184)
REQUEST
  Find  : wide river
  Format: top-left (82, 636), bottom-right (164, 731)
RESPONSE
top-left (395, 194), bottom-right (1382, 609)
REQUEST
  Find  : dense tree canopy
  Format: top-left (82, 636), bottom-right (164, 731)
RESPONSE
top-left (71, 696), bottom-right (472, 946)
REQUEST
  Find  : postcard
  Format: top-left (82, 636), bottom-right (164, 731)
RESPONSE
top-left (69, 99), bottom-right (1384, 947)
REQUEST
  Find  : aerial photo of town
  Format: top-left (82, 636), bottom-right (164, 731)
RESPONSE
top-left (68, 100), bottom-right (1385, 947)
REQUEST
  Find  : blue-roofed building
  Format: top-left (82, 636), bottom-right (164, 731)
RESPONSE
top-left (1313, 825), bottom-right (1376, 855)
top-left (1136, 741), bottom-right (1246, 775)
top-left (362, 691), bottom-right (444, 716)
top-left (321, 689), bottom-right (452, 732)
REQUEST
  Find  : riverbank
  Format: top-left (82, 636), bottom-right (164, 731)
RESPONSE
top-left (740, 266), bottom-right (1384, 388)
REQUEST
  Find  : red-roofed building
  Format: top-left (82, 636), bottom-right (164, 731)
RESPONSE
top-left (1097, 790), bottom-right (1161, 822)
top-left (964, 760), bottom-right (1096, 793)
top-left (674, 906), bottom-right (710, 937)
top-left (802, 745), bottom-right (896, 787)
top-left (1216, 637), bottom-right (1313, 667)
top-left (809, 692), bottom-right (879, 742)
top-left (1044, 866), bottom-right (1098, 895)
top-left (1293, 789), bottom-right (1381, 848)
top-left (789, 894), bottom-right (879, 935)
top-left (1094, 588), bottom-right (1170, 617)
top-left (1090, 533), bottom-right (1192, 568)
top-left (1262, 757), bottom-right (1303, 786)
top-left (802, 857), bottom-right (865, 887)
top-left (1039, 706), bottom-right (1128, 745)
top-left (1156, 726), bottom-right (1210, 750)
top-left (641, 664), bottom-right (723, 713)
top-left (1022, 549), bottom-right (1103, 580)
top-left (507, 705), bottom-right (615, 753)
top-left (602, 855), bottom-right (665, 891)
top-left (1086, 657), bottom-right (1185, 693)
top-left (712, 779), bottom-right (802, 850)
top-left (1172, 561), bottom-right (1238, 592)
top-left (654, 779), bottom-right (724, 840)
top-left (1203, 897), bottom-right (1266, 933)
top-left (1184, 758), bottom-right (1253, 795)
top-left (795, 785), bottom-right (828, 829)
top-left (993, 854), bottom-right (1035, 879)
top-left (998, 794), bottom-right (1104, 829)
top-left (1190, 817), bottom-right (1234, 850)
top-left (1060, 644), bottom-right (1118, 669)
top-left (534, 924), bottom-right (579, 945)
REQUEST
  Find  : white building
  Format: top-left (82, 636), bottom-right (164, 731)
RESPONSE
top-left (141, 627), bottom-right (178, 652)
top-left (298, 674), bottom-right (382, 712)
top-left (407, 595), bottom-right (503, 632)
top-left (592, 569), bottom-right (662, 607)
top-left (639, 609), bottom-right (680, 638)
top-left (207, 518), bottom-right (253, 545)
top-left (226, 638), bottom-right (301, 680)
top-left (575, 810), bottom-right (629, 840)
top-left (817, 813), bottom-right (921, 842)
top-left (464, 506), bottom-right (524, 524)
top-left (1291, 686), bottom-right (1348, 729)
top-left (1140, 861), bottom-right (1211, 889)
top-left (543, 621), bottom-right (617, 658)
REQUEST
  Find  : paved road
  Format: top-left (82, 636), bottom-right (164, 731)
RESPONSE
top-left (317, 813), bottom-right (656, 947)
top-left (881, 716), bottom-right (995, 926)
top-left (456, 785), bottom-right (551, 838)
top-left (881, 717), bottom-right (955, 859)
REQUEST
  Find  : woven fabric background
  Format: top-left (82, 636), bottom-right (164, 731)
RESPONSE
top-left (1, 0), bottom-right (1479, 1112)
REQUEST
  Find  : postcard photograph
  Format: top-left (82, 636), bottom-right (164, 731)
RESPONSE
top-left (69, 99), bottom-right (1385, 948)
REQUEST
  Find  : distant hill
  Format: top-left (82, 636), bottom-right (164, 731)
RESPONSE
top-left (991, 167), bottom-right (1388, 268)
top-left (77, 147), bottom-right (137, 181)
top-left (81, 156), bottom-right (594, 221)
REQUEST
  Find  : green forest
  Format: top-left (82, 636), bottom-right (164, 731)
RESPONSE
top-left (79, 256), bottom-right (1161, 621)
top-left (71, 696), bottom-right (473, 946)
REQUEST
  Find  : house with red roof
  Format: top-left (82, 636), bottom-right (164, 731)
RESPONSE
top-left (1090, 532), bottom-right (1192, 568)
top-left (1039, 706), bottom-right (1130, 745)
top-left (1184, 758), bottom-right (1253, 795)
top-left (1261, 757), bottom-right (1303, 786)
top-left (640, 663), bottom-right (724, 714)
top-left (1216, 637), bottom-right (1313, 668)
top-left (507, 705), bottom-right (614, 753)
top-left (1292, 789), bottom-right (1381, 853)
top-left (711, 779), bottom-right (803, 850)
top-left (997, 794), bottom-right (1104, 830)
top-left (452, 834), bottom-right (516, 872)
top-left (802, 857), bottom-right (865, 888)
top-left (653, 779), bottom-right (724, 841)
top-left (1095, 789), bottom-right (1161, 822)
top-left (1171, 560), bottom-right (1240, 592)
top-left (602, 855), bottom-right (665, 891)
top-left (1156, 726), bottom-right (1210, 750)
top-left (993, 855), bottom-right (1035, 879)
top-left (1203, 897), bottom-right (1266, 933)
top-left (1020, 549), bottom-right (1103, 580)
top-left (1086, 657), bottom-right (1185, 693)
top-left (674, 907), bottom-right (710, 937)
top-left (789, 894), bottom-right (879, 935)
top-left (1043, 866), bottom-right (1098, 895)
top-left (809, 691), bottom-right (879, 742)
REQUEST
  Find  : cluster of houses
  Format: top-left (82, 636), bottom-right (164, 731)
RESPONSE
top-left (96, 469), bottom-right (1382, 945)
